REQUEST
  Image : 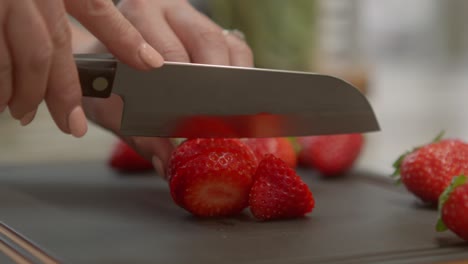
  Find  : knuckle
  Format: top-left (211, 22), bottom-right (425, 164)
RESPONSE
top-left (51, 17), bottom-right (72, 49)
top-left (123, 0), bottom-right (149, 10)
top-left (115, 21), bottom-right (140, 49)
top-left (29, 42), bottom-right (53, 74)
top-left (231, 41), bottom-right (253, 58)
top-left (159, 43), bottom-right (189, 62)
top-left (199, 29), bottom-right (227, 50)
top-left (86, 0), bottom-right (114, 17)
top-left (119, 0), bottom-right (146, 19)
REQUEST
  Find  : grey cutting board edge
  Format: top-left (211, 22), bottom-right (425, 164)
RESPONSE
top-left (0, 162), bottom-right (467, 264)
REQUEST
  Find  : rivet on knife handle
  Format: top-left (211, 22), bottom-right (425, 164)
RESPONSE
top-left (74, 54), bottom-right (117, 98)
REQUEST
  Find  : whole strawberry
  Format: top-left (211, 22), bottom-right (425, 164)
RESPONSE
top-left (297, 134), bottom-right (364, 176)
top-left (169, 138), bottom-right (257, 217)
top-left (242, 137), bottom-right (297, 168)
top-left (437, 175), bottom-right (468, 241)
top-left (109, 140), bottom-right (153, 172)
top-left (392, 133), bottom-right (468, 204)
top-left (249, 154), bottom-right (315, 221)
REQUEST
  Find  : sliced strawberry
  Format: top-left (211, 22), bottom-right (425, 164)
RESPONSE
top-left (249, 154), bottom-right (315, 221)
top-left (108, 140), bottom-right (153, 172)
top-left (167, 138), bottom-right (257, 180)
top-left (170, 151), bottom-right (256, 217)
top-left (242, 137), bottom-right (297, 168)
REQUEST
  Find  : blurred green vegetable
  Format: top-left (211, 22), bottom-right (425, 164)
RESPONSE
top-left (209, 0), bottom-right (317, 71)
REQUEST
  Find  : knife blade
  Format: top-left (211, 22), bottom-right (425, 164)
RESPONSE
top-left (75, 54), bottom-right (380, 138)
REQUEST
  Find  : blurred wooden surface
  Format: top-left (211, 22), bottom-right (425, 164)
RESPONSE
top-left (0, 106), bottom-right (115, 165)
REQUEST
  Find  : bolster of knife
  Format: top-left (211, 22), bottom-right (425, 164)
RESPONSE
top-left (74, 54), bottom-right (117, 98)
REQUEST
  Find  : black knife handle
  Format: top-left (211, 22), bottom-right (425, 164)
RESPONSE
top-left (75, 54), bottom-right (117, 98)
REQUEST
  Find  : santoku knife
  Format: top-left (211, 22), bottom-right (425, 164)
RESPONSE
top-left (75, 53), bottom-right (380, 138)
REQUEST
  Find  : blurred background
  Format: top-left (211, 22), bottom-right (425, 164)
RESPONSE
top-left (1, 0), bottom-right (468, 174)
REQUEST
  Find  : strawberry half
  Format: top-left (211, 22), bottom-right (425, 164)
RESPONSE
top-left (108, 140), bottom-right (153, 172)
top-left (167, 138), bottom-right (257, 180)
top-left (242, 137), bottom-right (297, 168)
top-left (298, 134), bottom-right (364, 176)
top-left (392, 132), bottom-right (468, 204)
top-left (249, 154), bottom-right (315, 221)
top-left (170, 150), bottom-right (256, 217)
top-left (437, 175), bottom-right (468, 241)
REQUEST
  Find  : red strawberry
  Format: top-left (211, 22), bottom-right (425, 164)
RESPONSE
top-left (297, 136), bottom-right (314, 167)
top-left (170, 150), bottom-right (256, 217)
top-left (393, 133), bottom-right (468, 204)
top-left (240, 113), bottom-right (283, 137)
top-left (249, 154), bottom-right (315, 221)
top-left (298, 134), bottom-right (364, 176)
top-left (437, 175), bottom-right (468, 241)
top-left (167, 138), bottom-right (257, 180)
top-left (173, 116), bottom-right (238, 138)
top-left (242, 138), bottom-right (297, 168)
top-left (108, 140), bottom-right (153, 172)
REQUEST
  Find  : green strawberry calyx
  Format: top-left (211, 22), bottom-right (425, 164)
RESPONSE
top-left (170, 138), bottom-right (187, 147)
top-left (287, 137), bottom-right (302, 154)
top-left (391, 131), bottom-right (445, 184)
top-left (436, 175), bottom-right (467, 232)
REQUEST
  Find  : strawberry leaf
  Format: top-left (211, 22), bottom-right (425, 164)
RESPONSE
top-left (432, 130), bottom-right (445, 142)
top-left (391, 151), bottom-right (410, 184)
top-left (170, 138), bottom-right (187, 147)
top-left (436, 218), bottom-right (447, 232)
top-left (287, 137), bottom-right (301, 154)
top-left (436, 175), bottom-right (467, 232)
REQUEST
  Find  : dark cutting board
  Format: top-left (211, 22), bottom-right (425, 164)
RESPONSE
top-left (0, 162), bottom-right (467, 264)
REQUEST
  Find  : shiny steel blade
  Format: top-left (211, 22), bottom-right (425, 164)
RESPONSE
top-left (113, 62), bottom-right (380, 138)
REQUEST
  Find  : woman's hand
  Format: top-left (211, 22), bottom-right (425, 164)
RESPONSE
top-left (117, 0), bottom-right (253, 66)
top-left (79, 0), bottom-right (255, 175)
top-left (1, 0), bottom-right (164, 138)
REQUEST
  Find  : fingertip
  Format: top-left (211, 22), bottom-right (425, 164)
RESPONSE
top-left (68, 106), bottom-right (88, 138)
top-left (152, 156), bottom-right (165, 177)
top-left (138, 43), bottom-right (164, 69)
top-left (224, 32), bottom-right (254, 67)
top-left (20, 110), bottom-right (37, 126)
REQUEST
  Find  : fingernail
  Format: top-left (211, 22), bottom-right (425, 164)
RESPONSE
top-left (20, 110), bottom-right (37, 126)
top-left (0, 105), bottom-right (6, 113)
top-left (139, 43), bottom-right (164, 68)
top-left (68, 106), bottom-right (88, 138)
top-left (152, 156), bottom-right (165, 178)
top-left (222, 29), bottom-right (246, 41)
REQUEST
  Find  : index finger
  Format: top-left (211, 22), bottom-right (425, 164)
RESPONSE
top-left (64, 0), bottom-right (163, 70)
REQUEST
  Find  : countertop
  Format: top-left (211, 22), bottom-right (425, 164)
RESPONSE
top-left (1, 63), bottom-right (468, 264)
